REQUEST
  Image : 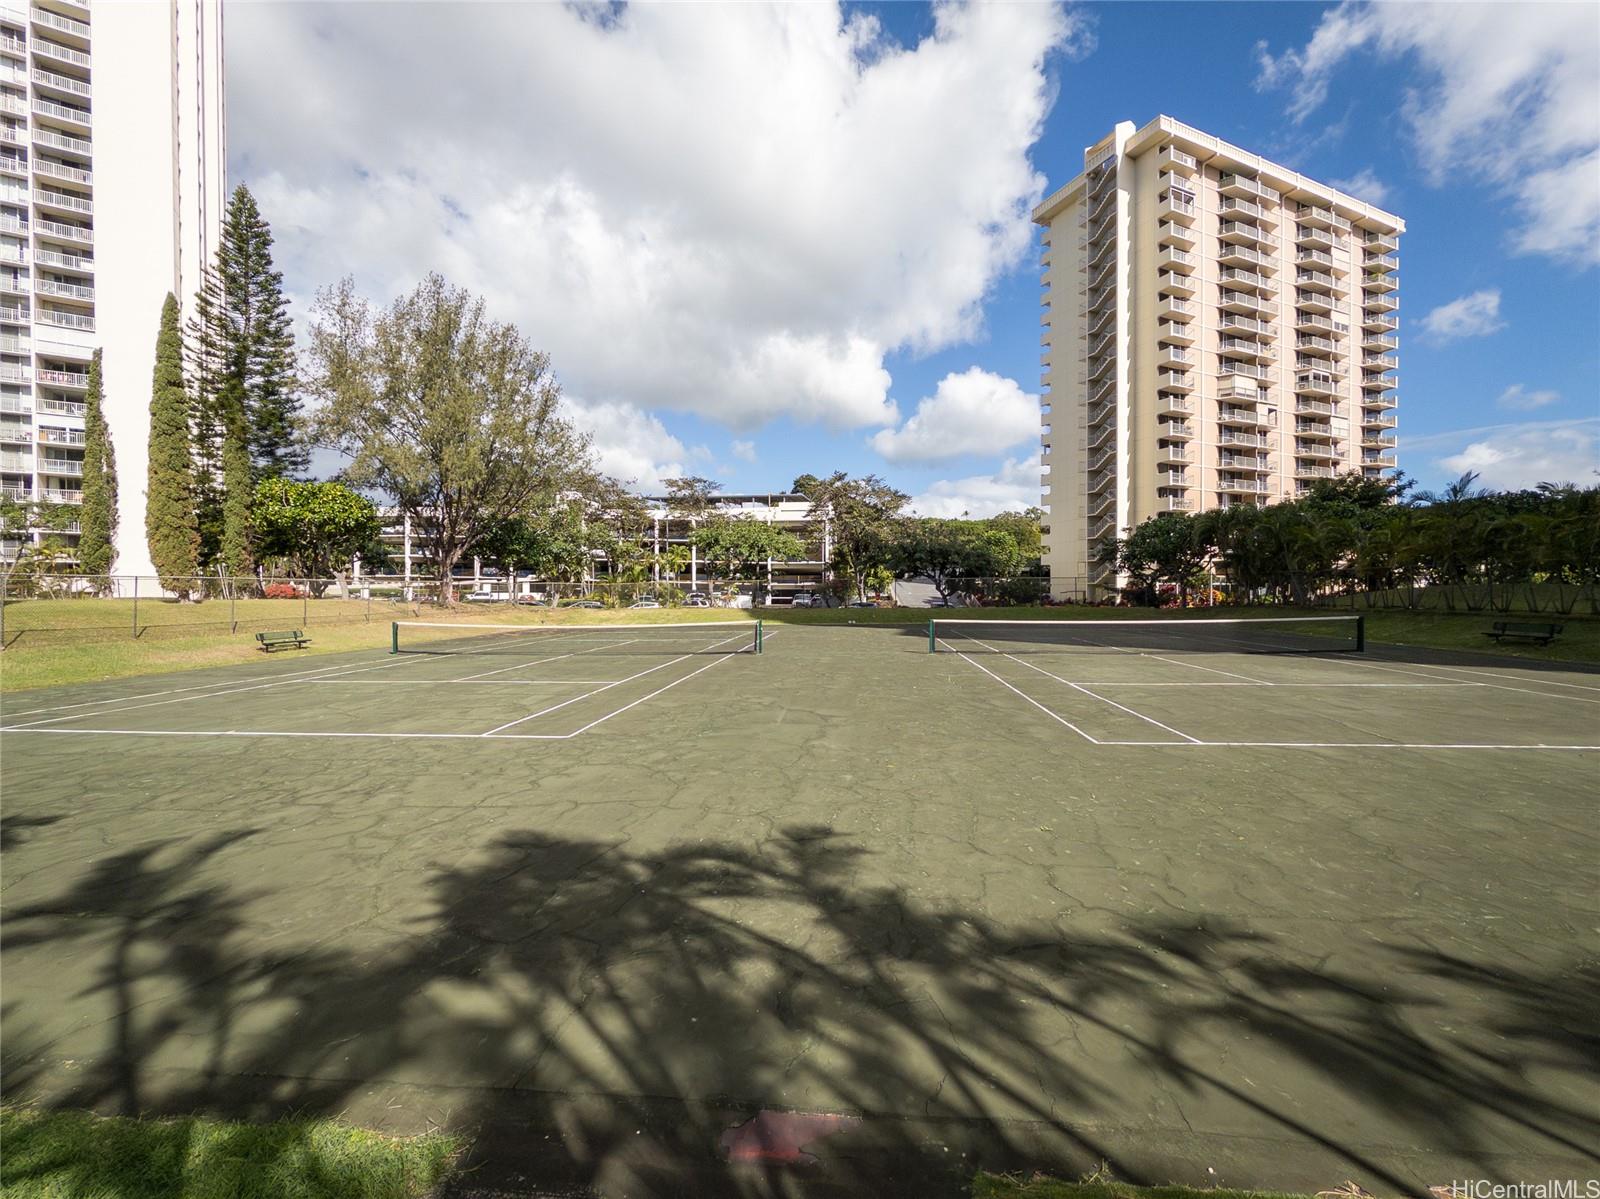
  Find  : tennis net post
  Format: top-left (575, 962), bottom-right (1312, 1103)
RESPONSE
top-left (928, 619), bottom-right (936, 654)
top-left (755, 619), bottom-right (763, 655)
top-left (1356, 614), bottom-right (1364, 653)
top-left (390, 620), bottom-right (399, 655)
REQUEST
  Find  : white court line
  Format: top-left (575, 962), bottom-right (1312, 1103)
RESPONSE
top-left (940, 640), bottom-right (1100, 743)
top-left (1332, 656), bottom-right (1600, 705)
top-left (0, 654), bottom-right (436, 731)
top-left (1146, 654), bottom-right (1270, 684)
top-left (1094, 740), bottom-right (1600, 751)
top-left (300, 677), bottom-right (624, 686)
top-left (952, 633), bottom-right (1203, 744)
top-left (1064, 681), bottom-right (1483, 688)
top-left (0, 727), bottom-right (573, 742)
top-left (449, 638), bottom-right (645, 682)
top-left (479, 629), bottom-right (756, 736)
top-left (548, 650), bottom-right (749, 738)
top-left (0, 651), bottom-right (425, 719)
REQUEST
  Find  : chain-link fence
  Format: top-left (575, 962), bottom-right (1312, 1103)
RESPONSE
top-left (1316, 581), bottom-right (1600, 616)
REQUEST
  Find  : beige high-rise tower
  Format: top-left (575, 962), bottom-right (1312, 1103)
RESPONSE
top-left (1033, 116), bottom-right (1403, 599)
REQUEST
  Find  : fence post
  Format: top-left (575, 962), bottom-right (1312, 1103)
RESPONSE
top-left (303, 585), bottom-right (308, 629)
top-left (230, 586), bottom-right (236, 634)
top-left (132, 575), bottom-right (138, 639)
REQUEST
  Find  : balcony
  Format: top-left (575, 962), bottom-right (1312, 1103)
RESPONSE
top-left (1160, 419), bottom-right (1194, 441)
top-left (1222, 360), bottom-right (1271, 381)
top-left (1219, 452), bottom-right (1270, 472)
top-left (1295, 465), bottom-right (1336, 480)
top-left (0, 362), bottom-right (29, 382)
top-left (1159, 269), bottom-right (1199, 297)
top-left (33, 247), bottom-right (89, 272)
top-left (1218, 220), bottom-right (1278, 249)
top-left (32, 186), bottom-right (90, 214)
top-left (1362, 433), bottom-right (1398, 449)
top-left (38, 456), bottom-right (81, 476)
top-left (1361, 310), bottom-right (1398, 333)
top-left (1218, 476), bottom-right (1270, 494)
top-left (31, 7), bottom-right (90, 41)
top-left (40, 486), bottom-right (81, 503)
top-left (1159, 188), bottom-right (1198, 224)
top-left (31, 158), bottom-right (90, 189)
top-left (0, 213), bottom-right (25, 235)
top-left (0, 154), bottom-right (24, 179)
top-left (0, 276), bottom-right (29, 296)
top-left (33, 215), bottom-right (89, 244)
top-left (1157, 344), bottom-right (1194, 368)
top-left (0, 422), bottom-right (29, 445)
top-left (1362, 271), bottom-right (1399, 294)
top-left (1159, 246), bottom-right (1196, 272)
top-left (1362, 332), bottom-right (1398, 353)
top-left (1219, 337), bottom-right (1275, 361)
top-left (1364, 353), bottom-right (1398, 370)
top-left (1219, 290), bottom-right (1277, 317)
top-left (1159, 295), bottom-right (1195, 320)
top-left (1217, 311), bottom-right (1273, 338)
top-left (0, 486), bottom-right (33, 502)
top-left (1216, 379), bottom-right (1264, 403)
top-left (1362, 228), bottom-right (1398, 253)
top-left (1295, 398), bottom-right (1337, 417)
top-left (35, 306), bottom-right (90, 330)
top-left (1158, 318), bottom-right (1195, 347)
top-left (1160, 495), bottom-right (1194, 512)
top-left (1156, 440), bottom-right (1191, 465)
top-left (1159, 220), bottom-right (1198, 251)
top-left (1361, 372), bottom-right (1398, 391)
top-left (1158, 145), bottom-right (1197, 175)
top-left (1157, 392), bottom-right (1193, 417)
top-left (0, 34), bottom-right (24, 60)
top-left (31, 37), bottom-right (89, 70)
top-left (1364, 252), bottom-right (1399, 272)
top-left (1364, 394), bottom-right (1398, 411)
top-left (1217, 432), bottom-right (1270, 454)
top-left (1296, 373), bottom-right (1339, 398)
top-left (1156, 468), bottom-right (1189, 487)
top-left (1296, 335), bottom-right (1338, 355)
top-left (1295, 249), bottom-right (1336, 271)
top-left (1362, 412), bottom-right (1398, 429)
top-left (35, 276), bottom-right (90, 301)
top-left (1297, 270), bottom-right (1343, 292)
top-left (35, 366), bottom-right (85, 389)
top-left (0, 449), bottom-right (31, 470)
top-left (1362, 453), bottom-right (1398, 468)
top-left (1219, 172), bottom-right (1275, 201)
top-left (1295, 419), bottom-right (1334, 437)
top-left (1295, 203), bottom-right (1351, 232)
top-left (1364, 293), bottom-right (1399, 313)
top-left (30, 96), bottom-right (89, 130)
top-left (30, 65), bottom-right (87, 98)
top-left (1217, 242), bottom-right (1274, 270)
top-left (1296, 290), bottom-right (1334, 315)
top-left (1296, 224), bottom-right (1335, 250)
top-left (1295, 441), bottom-right (1340, 460)
top-left (1217, 266), bottom-right (1275, 291)
top-left (1157, 368), bottom-right (1194, 392)
top-left (1218, 406), bottom-right (1267, 427)
top-left (30, 126), bottom-right (89, 157)
top-left (1219, 196), bottom-right (1275, 224)
top-left (37, 425), bottom-right (82, 445)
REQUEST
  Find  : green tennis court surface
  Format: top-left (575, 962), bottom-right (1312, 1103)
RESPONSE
top-left (2, 620), bottom-right (1596, 1196)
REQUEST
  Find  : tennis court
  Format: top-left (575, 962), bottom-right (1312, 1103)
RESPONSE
top-left (2, 617), bottom-right (1597, 1195)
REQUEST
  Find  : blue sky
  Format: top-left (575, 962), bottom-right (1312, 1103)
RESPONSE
top-left (230, 1), bottom-right (1599, 510)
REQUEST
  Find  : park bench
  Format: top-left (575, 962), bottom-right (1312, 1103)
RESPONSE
top-left (256, 629), bottom-right (312, 652)
top-left (1483, 620), bottom-right (1562, 646)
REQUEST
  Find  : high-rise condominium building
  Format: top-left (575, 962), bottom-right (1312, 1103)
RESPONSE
top-left (1032, 116), bottom-right (1404, 598)
top-left (0, 0), bottom-right (224, 579)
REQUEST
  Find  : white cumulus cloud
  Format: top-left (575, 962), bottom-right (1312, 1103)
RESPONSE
top-left (564, 398), bottom-right (692, 492)
top-left (1419, 289), bottom-right (1505, 343)
top-left (729, 439), bottom-right (757, 463)
top-left (1328, 168), bottom-right (1392, 207)
top-left (1256, 2), bottom-right (1600, 265)
top-left (909, 455), bottom-right (1042, 518)
top-left (871, 368), bottom-right (1039, 463)
top-left (232, 2), bottom-right (1081, 432)
top-left (1496, 384), bottom-right (1562, 411)
top-left (1430, 418), bottom-right (1600, 491)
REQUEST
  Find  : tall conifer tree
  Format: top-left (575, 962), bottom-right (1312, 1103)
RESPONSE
top-left (147, 294), bottom-right (200, 594)
top-left (78, 348), bottom-right (117, 579)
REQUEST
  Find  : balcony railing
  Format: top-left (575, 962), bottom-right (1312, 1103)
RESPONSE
top-left (31, 97), bottom-right (89, 127)
top-left (1159, 146), bottom-right (1197, 172)
top-left (1216, 379), bottom-right (1264, 402)
top-left (32, 156), bottom-right (90, 185)
top-left (1218, 477), bottom-right (1270, 493)
top-left (1217, 267), bottom-right (1274, 291)
top-left (30, 126), bottom-right (89, 156)
top-left (1218, 406), bottom-right (1266, 426)
top-left (0, 450), bottom-right (32, 470)
top-left (30, 37), bottom-right (90, 69)
top-left (35, 367), bottom-right (85, 388)
top-left (37, 425), bottom-right (83, 445)
top-left (1219, 172), bottom-right (1275, 201)
top-left (33, 247), bottom-right (89, 271)
top-left (1219, 197), bottom-right (1273, 223)
top-left (37, 396), bottom-right (84, 415)
top-left (1218, 221), bottom-right (1279, 248)
top-left (1295, 398), bottom-right (1337, 415)
top-left (38, 456), bottom-right (82, 476)
top-left (30, 66), bottom-right (87, 97)
top-left (1296, 335), bottom-right (1337, 352)
top-left (40, 486), bottom-right (81, 503)
top-left (35, 276), bottom-right (91, 300)
top-left (35, 307), bottom-right (90, 331)
top-left (0, 363), bottom-right (29, 382)
top-left (35, 216), bottom-right (90, 243)
top-left (33, 186), bottom-right (89, 213)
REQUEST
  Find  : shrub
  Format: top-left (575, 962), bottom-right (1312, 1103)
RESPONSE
top-left (263, 582), bottom-right (303, 599)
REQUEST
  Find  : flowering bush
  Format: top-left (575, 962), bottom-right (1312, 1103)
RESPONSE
top-left (263, 582), bottom-right (303, 599)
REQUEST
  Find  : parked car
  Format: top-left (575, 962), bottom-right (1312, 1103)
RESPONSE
top-left (629, 600), bottom-right (661, 609)
top-left (463, 590), bottom-right (501, 603)
top-left (514, 594), bottom-right (548, 606)
top-left (684, 595), bottom-right (711, 608)
top-left (847, 601), bottom-right (877, 609)
top-left (562, 599), bottom-right (604, 609)
top-left (791, 592), bottom-right (816, 608)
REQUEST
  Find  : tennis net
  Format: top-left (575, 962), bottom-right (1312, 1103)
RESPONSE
top-left (391, 619), bottom-right (762, 656)
top-left (929, 615), bottom-right (1363, 655)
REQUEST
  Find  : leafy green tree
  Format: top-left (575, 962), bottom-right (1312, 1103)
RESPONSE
top-left (218, 376), bottom-right (254, 575)
top-left (662, 476), bottom-right (722, 521)
top-left (252, 477), bottom-right (381, 595)
top-left (77, 349), bottom-right (117, 581)
top-left (306, 274), bottom-right (592, 605)
top-left (1101, 512), bottom-right (1213, 604)
top-left (895, 518), bottom-right (1025, 602)
top-left (146, 293), bottom-right (201, 597)
top-left (690, 515), bottom-right (805, 603)
top-left (802, 472), bottom-right (907, 602)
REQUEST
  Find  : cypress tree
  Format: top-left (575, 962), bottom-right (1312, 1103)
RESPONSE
top-left (146, 293), bottom-right (200, 595)
top-left (185, 263), bottom-right (228, 564)
top-left (218, 375), bottom-right (254, 575)
top-left (77, 348), bottom-right (117, 580)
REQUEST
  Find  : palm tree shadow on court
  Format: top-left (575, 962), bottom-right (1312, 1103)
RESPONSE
top-left (3, 824), bottom-right (1596, 1197)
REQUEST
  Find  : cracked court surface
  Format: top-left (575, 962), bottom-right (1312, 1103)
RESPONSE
top-left (1, 621), bottom-right (1596, 1196)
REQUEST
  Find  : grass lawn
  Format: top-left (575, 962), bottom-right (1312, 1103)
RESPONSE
top-left (2, 599), bottom-right (1593, 694)
top-left (0, 1106), bottom-right (458, 1199)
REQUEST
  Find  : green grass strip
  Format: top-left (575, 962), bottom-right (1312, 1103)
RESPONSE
top-left (973, 1172), bottom-right (1309, 1199)
top-left (0, 1106), bottom-right (459, 1199)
